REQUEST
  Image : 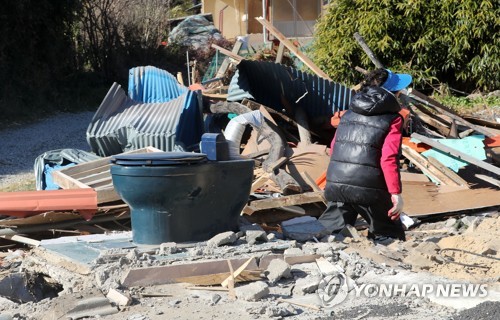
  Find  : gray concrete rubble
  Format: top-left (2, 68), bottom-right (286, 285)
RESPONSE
top-left (207, 231), bottom-right (238, 247)
top-left (235, 281), bottom-right (270, 301)
top-left (0, 214), bottom-right (498, 319)
top-left (265, 259), bottom-right (292, 283)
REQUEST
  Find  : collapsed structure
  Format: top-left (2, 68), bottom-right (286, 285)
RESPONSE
top-left (0, 11), bottom-right (499, 320)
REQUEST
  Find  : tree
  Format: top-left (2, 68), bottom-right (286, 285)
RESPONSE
top-left (312, 0), bottom-right (499, 93)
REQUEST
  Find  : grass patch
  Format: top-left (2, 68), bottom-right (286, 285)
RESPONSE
top-left (432, 95), bottom-right (500, 116)
top-left (0, 177), bottom-right (36, 192)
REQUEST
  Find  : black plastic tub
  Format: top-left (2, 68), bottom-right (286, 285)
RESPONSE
top-left (110, 155), bottom-right (254, 245)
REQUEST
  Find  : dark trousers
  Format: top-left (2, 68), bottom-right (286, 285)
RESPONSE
top-left (318, 195), bottom-right (406, 241)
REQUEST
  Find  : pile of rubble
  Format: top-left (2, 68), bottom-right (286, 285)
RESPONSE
top-left (1, 13), bottom-right (499, 320)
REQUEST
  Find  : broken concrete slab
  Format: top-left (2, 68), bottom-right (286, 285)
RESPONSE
top-left (282, 217), bottom-right (330, 242)
top-left (293, 275), bottom-right (321, 295)
top-left (245, 230), bottom-right (268, 245)
top-left (266, 259), bottom-right (292, 283)
top-left (106, 288), bottom-right (131, 307)
top-left (207, 231), bottom-right (238, 247)
top-left (235, 281), bottom-right (270, 301)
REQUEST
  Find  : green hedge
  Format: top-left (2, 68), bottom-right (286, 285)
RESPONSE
top-left (312, 0), bottom-right (499, 93)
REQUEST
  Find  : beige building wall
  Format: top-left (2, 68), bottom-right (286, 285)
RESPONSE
top-left (202, 0), bottom-right (249, 39)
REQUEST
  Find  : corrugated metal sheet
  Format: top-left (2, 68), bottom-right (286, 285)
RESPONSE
top-left (128, 66), bottom-right (187, 103)
top-left (0, 189), bottom-right (97, 220)
top-left (227, 60), bottom-right (354, 119)
top-left (87, 83), bottom-right (203, 156)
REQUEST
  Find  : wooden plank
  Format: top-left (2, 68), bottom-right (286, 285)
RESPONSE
top-left (0, 234), bottom-right (40, 247)
top-left (222, 256), bottom-right (254, 288)
top-left (225, 260), bottom-right (236, 300)
top-left (426, 156), bottom-right (470, 187)
top-left (410, 105), bottom-right (451, 137)
top-left (299, 171), bottom-right (327, 205)
top-left (243, 191), bottom-right (325, 215)
top-left (269, 156), bottom-right (288, 171)
top-left (211, 44), bottom-right (244, 62)
top-left (402, 145), bottom-right (460, 186)
top-left (186, 286), bottom-right (229, 292)
top-left (53, 147), bottom-right (162, 204)
top-left (52, 172), bottom-right (92, 190)
top-left (408, 89), bottom-right (495, 137)
top-left (403, 182), bottom-right (500, 216)
top-left (276, 298), bottom-right (321, 311)
top-left (176, 270), bottom-right (262, 286)
top-left (412, 133), bottom-right (500, 176)
top-left (250, 174), bottom-right (271, 192)
top-left (256, 17), bottom-right (331, 80)
top-left (121, 257), bottom-right (259, 287)
top-left (215, 40), bottom-right (243, 78)
top-left (474, 174), bottom-right (500, 188)
top-left (275, 42), bottom-right (285, 63)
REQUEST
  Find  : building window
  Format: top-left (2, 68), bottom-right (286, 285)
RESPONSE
top-left (272, 0), bottom-right (321, 37)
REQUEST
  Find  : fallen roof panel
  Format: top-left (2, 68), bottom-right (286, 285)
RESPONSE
top-left (227, 60), bottom-right (354, 119)
top-left (128, 66), bottom-right (187, 103)
top-left (87, 83), bottom-right (203, 156)
top-left (0, 189), bottom-right (97, 220)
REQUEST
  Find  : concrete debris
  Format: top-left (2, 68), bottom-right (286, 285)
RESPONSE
top-left (460, 216), bottom-right (481, 227)
top-left (282, 217), bottom-right (330, 242)
top-left (65, 297), bottom-right (118, 319)
top-left (235, 281), bottom-right (270, 301)
top-left (266, 259), bottom-right (292, 283)
top-left (340, 225), bottom-right (361, 241)
top-left (245, 230), bottom-right (268, 245)
top-left (445, 217), bottom-right (458, 228)
top-left (210, 293), bottom-right (222, 305)
top-left (107, 288), bottom-right (132, 306)
top-left (284, 247), bottom-right (304, 257)
top-left (0, 314), bottom-right (13, 320)
top-left (168, 299), bottom-right (181, 307)
top-left (292, 275), bottom-right (321, 295)
top-left (207, 231), bottom-right (238, 247)
top-left (266, 304), bottom-right (299, 317)
top-left (158, 242), bottom-right (178, 255)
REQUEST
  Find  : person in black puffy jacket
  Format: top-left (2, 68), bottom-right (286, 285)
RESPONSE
top-left (319, 68), bottom-right (412, 242)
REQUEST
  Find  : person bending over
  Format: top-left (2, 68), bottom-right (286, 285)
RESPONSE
top-left (319, 68), bottom-right (412, 241)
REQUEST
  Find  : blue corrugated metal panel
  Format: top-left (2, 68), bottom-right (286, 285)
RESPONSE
top-left (87, 83), bottom-right (203, 156)
top-left (227, 60), bottom-right (354, 119)
top-left (128, 66), bottom-right (187, 103)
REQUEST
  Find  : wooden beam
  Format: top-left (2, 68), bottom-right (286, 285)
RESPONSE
top-left (211, 44), bottom-right (244, 62)
top-left (275, 42), bottom-right (285, 63)
top-left (409, 104), bottom-right (451, 137)
top-left (412, 133), bottom-right (500, 176)
top-left (215, 40), bottom-right (243, 78)
top-left (426, 156), bottom-right (470, 188)
top-left (402, 145), bottom-right (461, 186)
top-left (0, 234), bottom-right (40, 247)
top-left (408, 89), bottom-right (495, 137)
top-left (122, 257), bottom-right (259, 287)
top-left (243, 191), bottom-right (325, 215)
top-left (221, 257), bottom-right (254, 288)
top-left (255, 17), bottom-right (332, 80)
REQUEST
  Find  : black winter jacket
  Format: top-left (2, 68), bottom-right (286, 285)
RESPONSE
top-left (324, 86), bottom-right (402, 205)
